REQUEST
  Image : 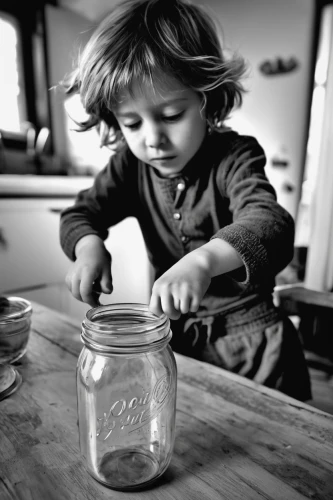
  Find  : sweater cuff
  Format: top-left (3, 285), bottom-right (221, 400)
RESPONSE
top-left (211, 224), bottom-right (269, 284)
top-left (60, 226), bottom-right (101, 261)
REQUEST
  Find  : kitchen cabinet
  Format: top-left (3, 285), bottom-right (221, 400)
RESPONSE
top-left (0, 195), bottom-right (153, 321)
top-left (0, 198), bottom-right (71, 293)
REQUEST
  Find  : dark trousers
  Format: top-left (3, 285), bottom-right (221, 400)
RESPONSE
top-left (170, 297), bottom-right (312, 402)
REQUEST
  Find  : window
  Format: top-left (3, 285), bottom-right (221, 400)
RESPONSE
top-left (0, 13), bottom-right (27, 133)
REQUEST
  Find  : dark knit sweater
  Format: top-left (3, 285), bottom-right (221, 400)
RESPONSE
top-left (60, 129), bottom-right (294, 317)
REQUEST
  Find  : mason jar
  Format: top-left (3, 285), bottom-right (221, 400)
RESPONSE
top-left (77, 303), bottom-right (177, 491)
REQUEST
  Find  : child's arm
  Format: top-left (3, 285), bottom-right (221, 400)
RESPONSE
top-left (149, 239), bottom-right (243, 320)
top-left (60, 150), bottom-right (136, 306)
top-left (65, 234), bottom-right (113, 307)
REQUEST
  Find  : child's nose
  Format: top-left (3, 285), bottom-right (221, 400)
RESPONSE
top-left (145, 124), bottom-right (165, 148)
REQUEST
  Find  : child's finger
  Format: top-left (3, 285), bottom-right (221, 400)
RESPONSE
top-left (179, 294), bottom-right (191, 315)
top-left (189, 295), bottom-right (200, 313)
top-left (149, 293), bottom-right (163, 317)
top-left (160, 294), bottom-right (181, 320)
top-left (173, 295), bottom-right (180, 312)
top-left (81, 270), bottom-right (100, 307)
top-left (100, 273), bottom-right (113, 294)
top-left (71, 276), bottom-right (83, 302)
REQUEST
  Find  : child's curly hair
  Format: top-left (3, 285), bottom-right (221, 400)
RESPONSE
top-left (63, 0), bottom-right (248, 151)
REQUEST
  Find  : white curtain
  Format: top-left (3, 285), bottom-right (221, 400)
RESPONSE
top-left (305, 5), bottom-right (333, 292)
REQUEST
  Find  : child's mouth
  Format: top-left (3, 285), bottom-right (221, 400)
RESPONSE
top-left (150, 156), bottom-right (176, 162)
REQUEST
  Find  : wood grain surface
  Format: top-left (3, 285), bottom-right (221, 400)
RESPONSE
top-left (0, 301), bottom-right (333, 500)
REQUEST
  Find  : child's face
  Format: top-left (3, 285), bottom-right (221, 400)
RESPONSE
top-left (113, 73), bottom-right (207, 178)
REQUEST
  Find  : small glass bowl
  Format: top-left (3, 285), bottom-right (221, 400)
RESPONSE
top-left (0, 296), bottom-right (32, 364)
top-left (0, 364), bottom-right (22, 401)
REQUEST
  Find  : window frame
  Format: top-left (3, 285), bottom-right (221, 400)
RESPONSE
top-left (0, 1), bottom-right (54, 152)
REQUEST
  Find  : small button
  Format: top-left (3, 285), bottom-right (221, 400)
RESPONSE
top-left (181, 235), bottom-right (189, 243)
top-left (177, 182), bottom-right (185, 191)
top-left (173, 212), bottom-right (181, 220)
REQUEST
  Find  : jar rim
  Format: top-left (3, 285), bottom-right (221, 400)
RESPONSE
top-left (81, 303), bottom-right (171, 351)
top-left (0, 296), bottom-right (32, 324)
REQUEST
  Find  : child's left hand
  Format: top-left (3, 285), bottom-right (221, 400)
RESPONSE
top-left (149, 251), bottom-right (211, 320)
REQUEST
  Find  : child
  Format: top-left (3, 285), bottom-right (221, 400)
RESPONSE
top-left (60, 0), bottom-right (311, 401)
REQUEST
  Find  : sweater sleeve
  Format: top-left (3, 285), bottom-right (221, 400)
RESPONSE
top-left (211, 135), bottom-right (295, 284)
top-left (60, 148), bottom-right (135, 261)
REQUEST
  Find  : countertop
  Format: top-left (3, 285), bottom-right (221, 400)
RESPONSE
top-left (1, 301), bottom-right (333, 499)
top-left (0, 174), bottom-right (94, 198)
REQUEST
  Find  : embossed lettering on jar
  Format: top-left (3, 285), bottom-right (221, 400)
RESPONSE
top-left (76, 303), bottom-right (177, 491)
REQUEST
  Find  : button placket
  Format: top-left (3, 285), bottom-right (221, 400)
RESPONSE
top-left (173, 177), bottom-right (189, 246)
top-left (174, 178), bottom-right (186, 208)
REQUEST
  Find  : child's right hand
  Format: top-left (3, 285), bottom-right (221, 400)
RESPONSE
top-left (65, 235), bottom-right (113, 307)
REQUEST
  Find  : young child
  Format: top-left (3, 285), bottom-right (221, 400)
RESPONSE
top-left (60, 0), bottom-right (311, 401)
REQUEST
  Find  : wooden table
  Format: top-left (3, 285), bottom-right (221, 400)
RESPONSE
top-left (1, 302), bottom-right (333, 500)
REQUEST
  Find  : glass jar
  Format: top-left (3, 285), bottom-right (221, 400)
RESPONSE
top-left (0, 296), bottom-right (32, 364)
top-left (77, 303), bottom-right (177, 491)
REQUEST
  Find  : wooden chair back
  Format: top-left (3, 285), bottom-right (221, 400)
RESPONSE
top-left (274, 284), bottom-right (333, 370)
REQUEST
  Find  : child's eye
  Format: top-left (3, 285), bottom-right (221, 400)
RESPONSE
top-left (163, 111), bottom-right (184, 122)
top-left (124, 121), bottom-right (141, 130)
